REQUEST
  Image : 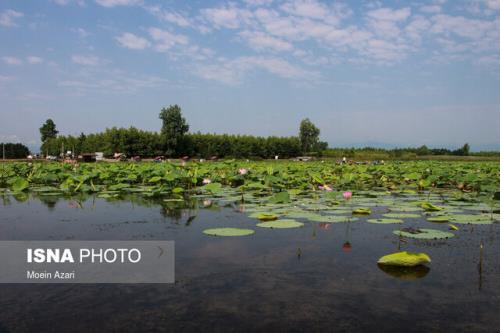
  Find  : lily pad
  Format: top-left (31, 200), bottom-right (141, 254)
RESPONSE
top-left (377, 251), bottom-right (431, 267)
top-left (248, 212), bottom-right (279, 221)
top-left (427, 216), bottom-right (450, 223)
top-left (383, 213), bottom-right (420, 219)
top-left (256, 220), bottom-right (304, 229)
top-left (387, 206), bottom-right (422, 212)
top-left (367, 218), bottom-right (403, 224)
top-left (393, 228), bottom-right (454, 239)
top-left (421, 202), bottom-right (443, 211)
top-left (307, 215), bottom-right (358, 223)
top-left (352, 208), bottom-right (371, 215)
top-left (448, 214), bottom-right (493, 225)
top-left (203, 228), bottom-right (255, 237)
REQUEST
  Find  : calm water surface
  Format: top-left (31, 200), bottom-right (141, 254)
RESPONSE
top-left (0, 195), bottom-right (499, 332)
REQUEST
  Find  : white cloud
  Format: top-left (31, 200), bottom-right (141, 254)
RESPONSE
top-left (95, 0), bottom-right (140, 8)
top-left (194, 56), bottom-right (318, 85)
top-left (148, 27), bottom-right (188, 52)
top-left (27, 56), bottom-right (43, 64)
top-left (2, 56), bottom-right (23, 65)
top-left (485, 0), bottom-right (500, 10)
top-left (239, 30), bottom-right (294, 51)
top-left (71, 54), bottom-right (102, 66)
top-left (161, 11), bottom-right (191, 28)
top-left (116, 32), bottom-right (151, 50)
top-left (281, 0), bottom-right (329, 20)
top-left (0, 9), bottom-right (23, 27)
top-left (73, 27), bottom-right (90, 38)
top-left (202, 6), bottom-right (253, 29)
top-left (53, 0), bottom-right (86, 6)
top-left (366, 7), bottom-right (411, 22)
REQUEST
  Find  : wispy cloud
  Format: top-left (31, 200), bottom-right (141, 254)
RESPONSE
top-left (148, 27), bottom-right (188, 52)
top-left (116, 32), bottom-right (151, 50)
top-left (95, 0), bottom-right (140, 8)
top-left (239, 30), bottom-right (293, 52)
top-left (27, 56), bottom-right (43, 64)
top-left (2, 56), bottom-right (23, 65)
top-left (0, 9), bottom-right (23, 27)
top-left (194, 56), bottom-right (318, 85)
top-left (71, 54), bottom-right (104, 66)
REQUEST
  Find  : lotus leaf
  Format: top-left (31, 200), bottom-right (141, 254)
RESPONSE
top-left (377, 251), bottom-right (431, 267)
top-left (203, 228), bottom-right (255, 237)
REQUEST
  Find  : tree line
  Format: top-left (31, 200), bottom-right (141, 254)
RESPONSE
top-left (0, 143), bottom-right (31, 159)
top-left (35, 105), bottom-right (498, 159)
top-left (39, 105), bottom-right (325, 158)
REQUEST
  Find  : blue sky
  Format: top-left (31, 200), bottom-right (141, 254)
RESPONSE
top-left (1, 0), bottom-right (500, 151)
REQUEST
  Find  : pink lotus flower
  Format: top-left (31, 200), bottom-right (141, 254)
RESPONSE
top-left (239, 168), bottom-right (248, 175)
top-left (202, 178), bottom-right (211, 184)
top-left (343, 191), bottom-right (352, 200)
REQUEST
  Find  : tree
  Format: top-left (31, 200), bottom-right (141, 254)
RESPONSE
top-left (299, 118), bottom-right (320, 153)
top-left (39, 119), bottom-right (58, 143)
top-left (159, 105), bottom-right (189, 156)
top-left (452, 143), bottom-right (470, 156)
top-left (1, 143), bottom-right (30, 158)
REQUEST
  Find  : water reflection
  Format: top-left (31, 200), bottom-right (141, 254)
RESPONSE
top-left (377, 264), bottom-right (430, 280)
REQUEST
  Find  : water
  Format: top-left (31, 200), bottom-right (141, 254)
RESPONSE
top-left (0, 195), bottom-right (499, 332)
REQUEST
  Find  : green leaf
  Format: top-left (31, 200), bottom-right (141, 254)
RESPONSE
top-left (367, 218), bottom-right (403, 224)
top-left (11, 178), bottom-right (29, 192)
top-left (377, 251), bottom-right (431, 267)
top-left (268, 191), bottom-right (290, 204)
top-left (352, 208), bottom-right (371, 215)
top-left (393, 228), bottom-right (454, 239)
top-left (421, 202), bottom-right (443, 211)
top-left (203, 182), bottom-right (222, 193)
top-left (203, 228), bottom-right (255, 237)
top-left (256, 220), bottom-right (304, 229)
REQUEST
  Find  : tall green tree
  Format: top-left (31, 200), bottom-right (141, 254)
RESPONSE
top-left (299, 118), bottom-right (320, 153)
top-left (159, 105), bottom-right (189, 156)
top-left (39, 119), bottom-right (58, 142)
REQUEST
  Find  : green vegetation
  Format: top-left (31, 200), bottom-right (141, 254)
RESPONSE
top-left (377, 251), bottom-right (431, 267)
top-left (39, 119), bottom-right (58, 143)
top-left (159, 104), bottom-right (189, 157)
top-left (1, 160), bottom-right (498, 197)
top-left (0, 143), bottom-right (30, 159)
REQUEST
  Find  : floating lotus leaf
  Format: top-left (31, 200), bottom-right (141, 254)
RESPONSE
top-left (268, 191), bottom-right (291, 204)
top-left (421, 202), bottom-right (443, 211)
top-left (383, 213), bottom-right (420, 219)
top-left (256, 220), bottom-right (304, 229)
top-left (462, 205), bottom-right (493, 212)
top-left (323, 209), bottom-right (352, 215)
top-left (377, 251), bottom-right (431, 267)
top-left (203, 228), bottom-right (255, 237)
top-left (367, 218), bottom-right (403, 224)
top-left (427, 216), bottom-right (450, 223)
top-left (387, 206), bottom-right (422, 212)
top-left (377, 263), bottom-right (430, 279)
top-left (393, 228), bottom-right (454, 239)
top-left (352, 208), bottom-right (371, 215)
top-left (248, 212), bottom-right (279, 221)
top-left (307, 215), bottom-right (358, 223)
top-left (284, 211), bottom-right (322, 219)
top-left (448, 224), bottom-right (459, 231)
top-left (448, 214), bottom-right (493, 225)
